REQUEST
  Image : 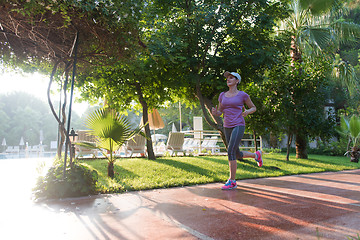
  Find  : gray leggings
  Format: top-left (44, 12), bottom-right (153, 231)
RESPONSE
top-left (224, 125), bottom-right (245, 161)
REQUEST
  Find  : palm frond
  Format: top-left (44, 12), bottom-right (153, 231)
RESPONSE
top-left (302, 27), bottom-right (333, 50)
top-left (299, 0), bottom-right (338, 16)
top-left (349, 115), bottom-right (360, 145)
top-left (85, 107), bottom-right (145, 154)
top-left (332, 58), bottom-right (359, 96)
top-left (86, 108), bottom-right (113, 137)
top-left (75, 141), bottom-right (101, 151)
top-left (331, 20), bottom-right (360, 45)
top-left (339, 115), bottom-right (350, 135)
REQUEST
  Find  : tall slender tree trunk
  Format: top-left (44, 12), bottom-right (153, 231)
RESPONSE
top-left (134, 81), bottom-right (156, 160)
top-left (194, 84), bottom-right (227, 149)
top-left (47, 61), bottom-right (72, 159)
top-left (286, 131), bottom-right (293, 161)
top-left (269, 132), bottom-right (278, 148)
top-left (253, 131), bottom-right (258, 151)
top-left (290, 36), bottom-right (302, 65)
top-left (290, 36), bottom-right (308, 159)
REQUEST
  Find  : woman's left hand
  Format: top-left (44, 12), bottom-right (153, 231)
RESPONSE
top-left (243, 97), bottom-right (256, 117)
top-left (242, 110), bottom-right (249, 117)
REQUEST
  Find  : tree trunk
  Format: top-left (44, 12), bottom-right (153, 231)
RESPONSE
top-left (350, 147), bottom-right (360, 163)
top-left (286, 133), bottom-right (293, 161)
top-left (194, 80), bottom-right (227, 149)
top-left (253, 131), bottom-right (258, 151)
top-left (269, 132), bottom-right (278, 148)
top-left (61, 69), bottom-right (71, 161)
top-left (143, 108), bottom-right (156, 160)
top-left (108, 161), bottom-right (114, 178)
top-left (134, 81), bottom-right (155, 160)
top-left (295, 131), bottom-right (308, 159)
top-left (291, 37), bottom-right (308, 159)
top-left (47, 60), bottom-right (72, 159)
top-left (290, 35), bottom-right (302, 65)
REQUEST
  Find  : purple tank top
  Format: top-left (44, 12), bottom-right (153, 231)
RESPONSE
top-left (219, 91), bottom-right (249, 128)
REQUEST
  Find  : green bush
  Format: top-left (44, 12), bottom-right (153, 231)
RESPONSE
top-left (307, 138), bottom-right (348, 156)
top-left (33, 163), bottom-right (98, 200)
top-left (280, 138), bottom-right (348, 156)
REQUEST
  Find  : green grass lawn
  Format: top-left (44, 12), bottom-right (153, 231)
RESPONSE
top-left (79, 153), bottom-right (360, 194)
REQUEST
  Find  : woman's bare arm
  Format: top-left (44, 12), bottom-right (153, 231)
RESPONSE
top-left (242, 97), bottom-right (256, 117)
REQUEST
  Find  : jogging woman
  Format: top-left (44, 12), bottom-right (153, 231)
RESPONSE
top-left (212, 71), bottom-right (263, 190)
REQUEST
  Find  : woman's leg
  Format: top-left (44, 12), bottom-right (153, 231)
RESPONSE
top-left (224, 126), bottom-right (245, 180)
top-left (225, 126), bottom-right (263, 175)
top-left (241, 151), bottom-right (263, 167)
top-left (242, 151), bottom-right (256, 158)
top-left (240, 150), bottom-right (263, 167)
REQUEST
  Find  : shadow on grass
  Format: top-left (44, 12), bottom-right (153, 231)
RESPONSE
top-left (198, 155), bottom-right (228, 164)
top-left (81, 159), bottom-right (140, 180)
top-left (236, 159), bottom-right (283, 173)
top-left (264, 156), bottom-right (336, 171)
top-left (150, 158), bottom-right (220, 179)
top-left (195, 156), bottom-right (286, 176)
top-left (113, 164), bottom-right (140, 180)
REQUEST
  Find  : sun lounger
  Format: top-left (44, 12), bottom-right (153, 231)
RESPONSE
top-left (166, 132), bottom-right (185, 156)
top-left (201, 136), bottom-right (220, 153)
top-left (183, 138), bottom-right (199, 153)
top-left (75, 130), bottom-right (98, 158)
top-left (126, 134), bottom-right (147, 157)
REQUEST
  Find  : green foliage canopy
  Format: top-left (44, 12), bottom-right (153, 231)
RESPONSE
top-left (0, 0), bottom-right (143, 70)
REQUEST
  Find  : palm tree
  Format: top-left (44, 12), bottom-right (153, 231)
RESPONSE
top-left (279, 0), bottom-right (360, 159)
top-left (77, 108), bottom-right (145, 178)
top-left (338, 115), bottom-right (360, 162)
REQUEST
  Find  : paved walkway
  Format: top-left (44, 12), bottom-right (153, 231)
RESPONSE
top-left (0, 158), bottom-right (359, 239)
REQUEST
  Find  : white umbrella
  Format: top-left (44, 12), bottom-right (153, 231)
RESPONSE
top-left (2, 138), bottom-right (6, 146)
top-left (19, 137), bottom-right (24, 146)
top-left (39, 130), bottom-right (44, 144)
top-left (172, 123), bottom-right (177, 132)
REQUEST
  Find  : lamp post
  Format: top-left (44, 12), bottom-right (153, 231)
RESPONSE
top-left (69, 128), bottom-right (78, 164)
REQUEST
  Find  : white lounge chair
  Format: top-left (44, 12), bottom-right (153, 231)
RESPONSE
top-left (75, 130), bottom-right (98, 158)
top-left (126, 134), bottom-right (147, 157)
top-left (166, 132), bottom-right (185, 156)
top-left (5, 146), bottom-right (13, 153)
top-left (12, 146), bottom-right (20, 153)
top-left (203, 136), bottom-right (220, 153)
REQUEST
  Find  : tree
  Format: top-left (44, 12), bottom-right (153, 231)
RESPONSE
top-left (339, 1), bottom-right (360, 94)
top-left (264, 56), bottom-right (336, 160)
top-left (0, 0), bottom-right (144, 160)
top-left (74, 0), bottom-right (287, 157)
top-left (0, 92), bottom-right (67, 147)
top-left (243, 82), bottom-right (275, 151)
top-left (76, 55), bottom-right (177, 160)
top-left (278, 0), bottom-right (360, 158)
top-left (139, 0), bottom-right (287, 146)
top-left (338, 114), bottom-right (360, 162)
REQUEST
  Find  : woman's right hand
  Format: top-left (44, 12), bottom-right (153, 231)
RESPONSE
top-left (212, 105), bottom-right (221, 116)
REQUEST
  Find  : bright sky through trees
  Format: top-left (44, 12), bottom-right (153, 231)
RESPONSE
top-left (0, 71), bottom-right (88, 116)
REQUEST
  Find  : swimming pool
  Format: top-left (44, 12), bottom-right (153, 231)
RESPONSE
top-left (0, 152), bottom-right (57, 159)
